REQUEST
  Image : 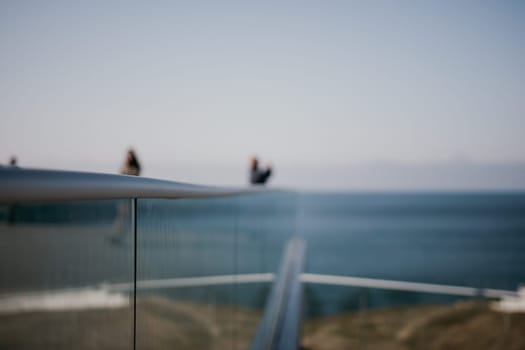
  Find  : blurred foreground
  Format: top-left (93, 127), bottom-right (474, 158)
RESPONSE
top-left (303, 300), bottom-right (525, 350)
top-left (1, 297), bottom-right (524, 350)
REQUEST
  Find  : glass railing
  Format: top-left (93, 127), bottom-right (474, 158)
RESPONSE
top-left (1, 169), bottom-right (524, 350)
top-left (0, 169), bottom-right (298, 350)
top-left (0, 199), bottom-right (135, 349)
top-left (135, 194), bottom-right (296, 350)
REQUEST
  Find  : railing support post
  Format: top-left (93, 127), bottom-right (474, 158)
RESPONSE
top-left (132, 198), bottom-right (137, 350)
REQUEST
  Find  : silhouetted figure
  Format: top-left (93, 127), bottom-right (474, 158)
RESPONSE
top-left (120, 149), bottom-right (141, 176)
top-left (112, 149), bottom-right (141, 244)
top-left (7, 156), bottom-right (18, 224)
top-left (250, 157), bottom-right (272, 185)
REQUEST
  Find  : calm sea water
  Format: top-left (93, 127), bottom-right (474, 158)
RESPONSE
top-left (297, 193), bottom-right (525, 315)
top-left (2, 192), bottom-right (525, 316)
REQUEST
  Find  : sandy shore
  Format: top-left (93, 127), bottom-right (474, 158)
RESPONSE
top-left (0, 296), bottom-right (261, 350)
top-left (1, 297), bottom-right (524, 349)
top-left (302, 300), bottom-right (525, 350)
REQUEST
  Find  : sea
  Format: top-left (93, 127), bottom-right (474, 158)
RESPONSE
top-left (1, 192), bottom-right (525, 317)
top-left (297, 192), bottom-right (525, 315)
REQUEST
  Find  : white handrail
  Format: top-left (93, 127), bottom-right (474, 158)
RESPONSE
top-left (0, 168), bottom-right (264, 203)
top-left (301, 273), bottom-right (519, 298)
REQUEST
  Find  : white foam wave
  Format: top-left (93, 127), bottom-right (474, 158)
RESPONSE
top-left (0, 287), bottom-right (129, 314)
top-left (491, 286), bottom-right (525, 313)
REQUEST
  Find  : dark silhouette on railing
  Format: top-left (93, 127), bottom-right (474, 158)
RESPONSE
top-left (250, 156), bottom-right (272, 185)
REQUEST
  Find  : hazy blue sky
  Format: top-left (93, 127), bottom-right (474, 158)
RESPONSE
top-left (1, 1), bottom-right (524, 189)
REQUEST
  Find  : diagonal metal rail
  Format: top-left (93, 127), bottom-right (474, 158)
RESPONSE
top-left (251, 237), bottom-right (306, 350)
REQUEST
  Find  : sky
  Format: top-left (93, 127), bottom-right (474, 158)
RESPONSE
top-left (1, 1), bottom-right (524, 190)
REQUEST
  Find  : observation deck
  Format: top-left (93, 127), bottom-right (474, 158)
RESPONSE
top-left (0, 168), bottom-right (522, 349)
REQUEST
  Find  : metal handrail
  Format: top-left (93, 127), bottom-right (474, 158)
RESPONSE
top-left (301, 273), bottom-right (519, 298)
top-left (0, 167), bottom-right (262, 203)
top-left (251, 237), bottom-right (306, 350)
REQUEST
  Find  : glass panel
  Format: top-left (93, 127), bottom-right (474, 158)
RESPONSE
top-left (235, 192), bottom-right (297, 347)
top-left (235, 192), bottom-right (297, 296)
top-left (135, 192), bottom-right (296, 350)
top-left (300, 193), bottom-right (525, 348)
top-left (0, 199), bottom-right (134, 350)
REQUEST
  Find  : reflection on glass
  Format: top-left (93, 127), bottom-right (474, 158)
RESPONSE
top-left (0, 200), bottom-right (134, 350)
top-left (135, 192), bottom-right (295, 350)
